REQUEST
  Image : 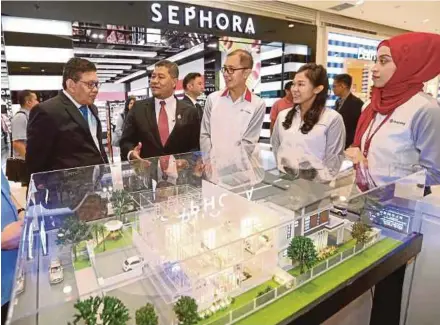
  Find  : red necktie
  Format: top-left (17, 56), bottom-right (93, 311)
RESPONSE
top-left (158, 101), bottom-right (170, 172)
top-left (158, 101), bottom-right (169, 146)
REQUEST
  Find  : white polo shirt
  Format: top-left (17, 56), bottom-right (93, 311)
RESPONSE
top-left (200, 88), bottom-right (266, 167)
top-left (361, 92), bottom-right (440, 186)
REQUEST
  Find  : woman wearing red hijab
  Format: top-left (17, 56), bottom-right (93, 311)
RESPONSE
top-left (345, 32), bottom-right (440, 189)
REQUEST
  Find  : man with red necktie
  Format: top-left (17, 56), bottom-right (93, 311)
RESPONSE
top-left (120, 60), bottom-right (200, 181)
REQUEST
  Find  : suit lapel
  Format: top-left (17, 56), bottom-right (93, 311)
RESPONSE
top-left (144, 98), bottom-right (162, 148)
top-left (166, 101), bottom-right (186, 146)
top-left (60, 92), bottom-right (91, 134)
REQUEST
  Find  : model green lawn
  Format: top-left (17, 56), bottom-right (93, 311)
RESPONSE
top-left (236, 238), bottom-right (401, 325)
top-left (94, 228), bottom-right (133, 254)
top-left (197, 279), bottom-right (279, 325)
top-left (288, 239), bottom-right (357, 277)
top-left (73, 254), bottom-right (91, 271)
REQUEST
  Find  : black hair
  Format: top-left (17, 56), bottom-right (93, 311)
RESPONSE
top-left (183, 72), bottom-right (202, 90)
top-left (333, 73), bottom-right (353, 88)
top-left (155, 60), bottom-right (179, 79)
top-left (282, 63), bottom-right (329, 134)
top-left (124, 97), bottom-right (136, 117)
top-left (62, 58), bottom-right (97, 90)
top-left (18, 90), bottom-right (36, 107)
top-left (284, 81), bottom-right (293, 90)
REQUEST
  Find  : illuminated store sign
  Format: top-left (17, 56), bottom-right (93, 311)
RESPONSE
top-left (149, 3), bottom-right (256, 35)
top-left (357, 47), bottom-right (377, 61)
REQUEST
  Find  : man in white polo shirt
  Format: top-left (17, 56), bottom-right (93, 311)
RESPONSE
top-left (200, 49), bottom-right (265, 174)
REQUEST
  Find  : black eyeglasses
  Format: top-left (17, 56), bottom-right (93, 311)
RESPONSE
top-left (78, 80), bottom-right (101, 89)
top-left (220, 67), bottom-right (251, 75)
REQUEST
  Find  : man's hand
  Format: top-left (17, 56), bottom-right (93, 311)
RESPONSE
top-left (1, 220), bottom-right (24, 250)
top-left (345, 147), bottom-right (368, 167)
top-left (129, 142), bottom-right (143, 160)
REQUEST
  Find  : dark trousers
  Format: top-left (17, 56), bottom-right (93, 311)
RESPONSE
top-left (2, 302), bottom-right (9, 325)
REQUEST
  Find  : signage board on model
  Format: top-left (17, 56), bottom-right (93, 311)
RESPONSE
top-left (149, 2), bottom-right (256, 35)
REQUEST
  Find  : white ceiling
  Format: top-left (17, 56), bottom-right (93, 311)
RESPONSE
top-left (288, 1), bottom-right (440, 34)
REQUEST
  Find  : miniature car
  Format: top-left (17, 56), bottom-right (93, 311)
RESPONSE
top-left (15, 269), bottom-right (25, 295)
top-left (331, 206), bottom-right (347, 216)
top-left (49, 258), bottom-right (64, 284)
top-left (122, 255), bottom-right (145, 272)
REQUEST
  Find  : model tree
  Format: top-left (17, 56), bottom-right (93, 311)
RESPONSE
top-left (69, 296), bottom-right (101, 325)
top-left (351, 220), bottom-right (371, 245)
top-left (287, 236), bottom-right (317, 274)
top-left (173, 296), bottom-right (199, 325)
top-left (91, 223), bottom-right (107, 251)
top-left (110, 190), bottom-right (132, 222)
top-left (136, 303), bottom-right (158, 325)
top-left (69, 296), bottom-right (130, 325)
top-left (57, 216), bottom-right (92, 261)
top-left (101, 296), bottom-right (130, 325)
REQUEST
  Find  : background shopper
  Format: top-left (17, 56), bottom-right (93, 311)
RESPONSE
top-left (271, 63), bottom-right (345, 169)
top-left (11, 90), bottom-right (38, 159)
top-left (346, 32), bottom-right (440, 188)
top-left (182, 72), bottom-right (205, 120)
top-left (332, 74), bottom-right (363, 148)
top-left (270, 80), bottom-right (294, 134)
top-left (113, 96), bottom-right (135, 146)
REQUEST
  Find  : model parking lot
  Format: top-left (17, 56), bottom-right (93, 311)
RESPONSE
top-left (94, 246), bottom-right (141, 279)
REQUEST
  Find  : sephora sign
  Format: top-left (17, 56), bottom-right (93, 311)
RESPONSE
top-left (149, 3), bottom-right (256, 35)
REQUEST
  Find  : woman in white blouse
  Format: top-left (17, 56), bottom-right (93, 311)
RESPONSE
top-left (271, 63), bottom-right (346, 172)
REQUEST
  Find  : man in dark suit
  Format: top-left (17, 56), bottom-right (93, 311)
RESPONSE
top-left (332, 74), bottom-right (364, 149)
top-left (120, 60), bottom-right (200, 163)
top-left (26, 58), bottom-right (108, 175)
top-left (181, 72), bottom-right (205, 120)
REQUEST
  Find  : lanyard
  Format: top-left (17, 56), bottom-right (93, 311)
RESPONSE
top-left (363, 112), bottom-right (393, 157)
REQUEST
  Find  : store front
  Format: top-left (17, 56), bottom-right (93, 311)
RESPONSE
top-left (325, 28), bottom-right (383, 108)
top-left (1, 1), bottom-right (318, 147)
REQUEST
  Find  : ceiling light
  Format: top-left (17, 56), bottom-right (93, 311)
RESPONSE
top-left (96, 64), bottom-right (131, 70)
top-left (83, 58), bottom-right (143, 65)
top-left (91, 33), bottom-right (98, 39)
top-left (97, 73), bottom-right (117, 77)
top-left (288, 23), bottom-right (294, 28)
top-left (147, 43), bottom-right (204, 70)
top-left (97, 69), bottom-right (123, 74)
top-left (6, 46), bottom-right (73, 63)
top-left (422, 19), bottom-right (430, 24)
top-left (73, 48), bottom-right (157, 58)
top-left (20, 66), bottom-right (30, 70)
top-left (114, 70), bottom-right (146, 84)
top-left (98, 34), bottom-right (105, 39)
top-left (208, 43), bottom-right (217, 48)
top-left (41, 69), bottom-right (45, 72)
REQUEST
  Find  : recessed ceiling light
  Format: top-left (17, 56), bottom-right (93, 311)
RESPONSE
top-left (288, 23), bottom-right (294, 28)
top-left (20, 66), bottom-right (30, 70)
top-left (98, 34), bottom-right (105, 39)
top-left (41, 69), bottom-right (45, 72)
top-left (73, 48), bottom-right (157, 58)
top-left (91, 33), bottom-right (98, 39)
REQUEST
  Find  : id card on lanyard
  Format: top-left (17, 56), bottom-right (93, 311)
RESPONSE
top-left (363, 112), bottom-right (393, 157)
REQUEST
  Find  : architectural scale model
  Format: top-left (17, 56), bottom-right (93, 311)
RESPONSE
top-left (8, 153), bottom-right (418, 325)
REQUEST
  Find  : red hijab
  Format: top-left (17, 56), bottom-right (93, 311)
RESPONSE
top-left (352, 32), bottom-right (440, 148)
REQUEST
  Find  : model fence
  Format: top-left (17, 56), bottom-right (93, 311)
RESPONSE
top-left (203, 236), bottom-right (381, 325)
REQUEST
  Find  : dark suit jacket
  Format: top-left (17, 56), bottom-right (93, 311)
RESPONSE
top-left (26, 91), bottom-right (109, 175)
top-left (181, 94), bottom-right (203, 121)
top-left (120, 97), bottom-right (201, 161)
top-left (337, 93), bottom-right (364, 149)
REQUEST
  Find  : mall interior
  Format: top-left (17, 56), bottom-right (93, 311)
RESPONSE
top-left (1, 1), bottom-right (440, 325)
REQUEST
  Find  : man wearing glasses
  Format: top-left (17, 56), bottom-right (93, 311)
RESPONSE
top-left (26, 58), bottom-right (108, 175)
top-left (200, 49), bottom-right (265, 173)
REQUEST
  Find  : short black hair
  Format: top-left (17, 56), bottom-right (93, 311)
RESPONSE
top-left (62, 58), bottom-right (97, 90)
top-left (155, 60), bottom-right (179, 79)
top-left (18, 90), bottom-right (35, 107)
top-left (227, 49), bottom-right (253, 69)
top-left (333, 74), bottom-right (353, 88)
top-left (183, 73), bottom-right (202, 90)
top-left (284, 81), bottom-right (293, 90)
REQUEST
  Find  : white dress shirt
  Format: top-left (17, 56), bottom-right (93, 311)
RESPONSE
top-left (155, 95), bottom-right (177, 133)
top-left (63, 90), bottom-right (101, 152)
top-left (271, 106), bottom-right (346, 168)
